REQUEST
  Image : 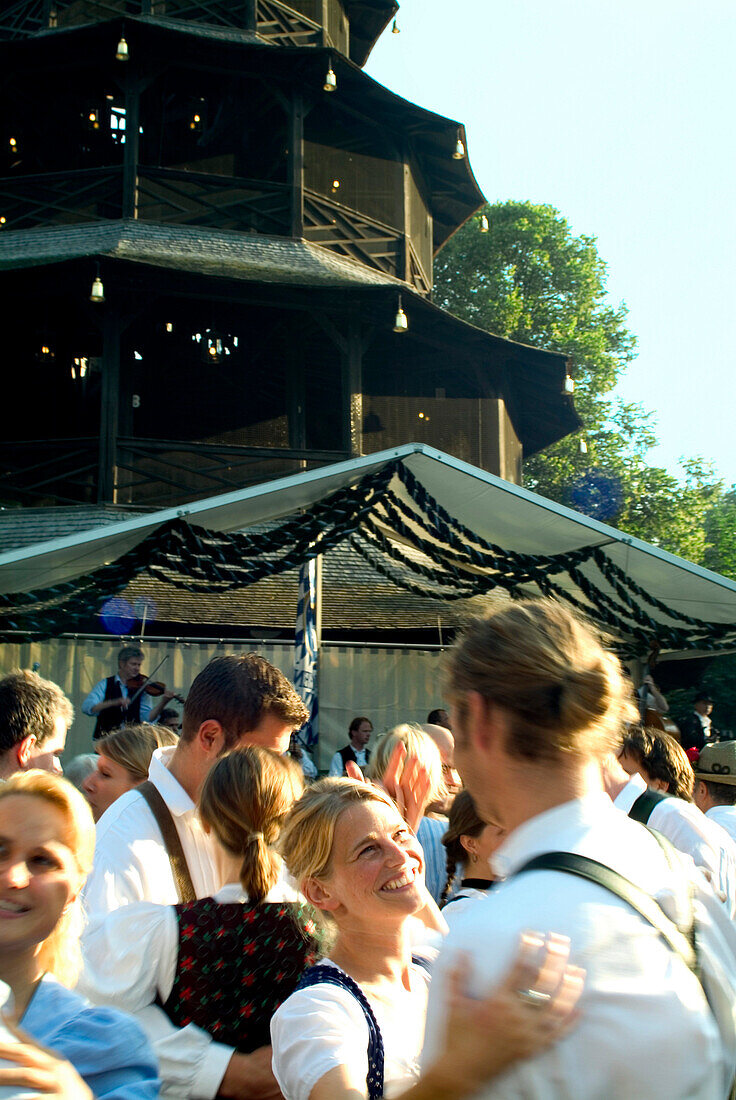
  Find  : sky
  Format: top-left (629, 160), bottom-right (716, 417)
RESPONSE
top-left (365, 0), bottom-right (736, 486)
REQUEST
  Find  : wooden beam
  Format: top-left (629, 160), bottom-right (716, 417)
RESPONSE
top-left (286, 347), bottom-right (307, 451)
top-left (289, 90), bottom-right (305, 238)
top-left (401, 147), bottom-right (412, 284)
top-left (342, 316), bottom-right (363, 456)
top-left (122, 77), bottom-right (141, 220)
top-left (97, 309), bottom-right (121, 504)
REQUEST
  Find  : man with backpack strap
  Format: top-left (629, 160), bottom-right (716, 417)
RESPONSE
top-left (423, 601), bottom-right (736, 1099)
top-left (603, 753), bottom-right (736, 917)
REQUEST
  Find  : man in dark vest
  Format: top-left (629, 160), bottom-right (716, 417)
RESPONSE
top-left (328, 715), bottom-right (373, 776)
top-left (82, 645), bottom-right (153, 739)
top-left (680, 692), bottom-right (718, 752)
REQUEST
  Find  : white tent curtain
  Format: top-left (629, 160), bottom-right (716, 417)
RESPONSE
top-left (0, 636), bottom-right (443, 770)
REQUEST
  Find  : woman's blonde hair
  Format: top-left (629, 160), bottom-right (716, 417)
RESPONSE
top-left (199, 747), bottom-right (304, 903)
top-left (96, 722), bottom-right (179, 783)
top-left (445, 599), bottom-right (636, 763)
top-left (279, 778), bottom-right (399, 888)
top-left (368, 723), bottom-right (444, 807)
top-left (0, 771), bottom-right (95, 987)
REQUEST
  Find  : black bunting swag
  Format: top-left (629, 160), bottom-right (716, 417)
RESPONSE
top-left (1, 460), bottom-right (735, 656)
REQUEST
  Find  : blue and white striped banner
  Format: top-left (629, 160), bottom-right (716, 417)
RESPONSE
top-left (293, 559), bottom-right (319, 748)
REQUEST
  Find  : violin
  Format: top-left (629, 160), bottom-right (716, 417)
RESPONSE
top-left (126, 673), bottom-right (167, 697)
top-left (126, 657), bottom-right (185, 705)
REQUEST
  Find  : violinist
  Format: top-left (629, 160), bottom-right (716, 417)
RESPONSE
top-left (83, 646), bottom-right (176, 739)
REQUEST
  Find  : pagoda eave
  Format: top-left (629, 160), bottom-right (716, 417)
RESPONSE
top-left (0, 16), bottom-right (484, 249)
top-left (0, 220), bottom-right (579, 456)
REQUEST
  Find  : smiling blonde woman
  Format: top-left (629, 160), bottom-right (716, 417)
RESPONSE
top-left (271, 778), bottom-right (584, 1100)
top-left (0, 770), bottom-right (158, 1100)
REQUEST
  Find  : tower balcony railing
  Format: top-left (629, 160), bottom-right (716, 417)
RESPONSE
top-left (136, 168), bottom-right (292, 234)
top-left (0, 167), bottom-right (124, 230)
top-left (303, 187), bottom-right (432, 294)
top-left (0, 437), bottom-right (349, 508)
top-left (114, 438), bottom-right (348, 507)
top-left (1, 0), bottom-right (330, 48)
top-left (0, 438), bottom-right (101, 506)
top-left (0, 166), bottom-right (292, 234)
top-left (0, 167), bottom-right (430, 292)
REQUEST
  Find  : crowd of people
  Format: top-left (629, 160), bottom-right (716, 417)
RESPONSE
top-left (0, 601), bottom-right (736, 1097)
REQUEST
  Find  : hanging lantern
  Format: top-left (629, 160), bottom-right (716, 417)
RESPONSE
top-left (563, 374), bottom-right (575, 395)
top-left (116, 36), bottom-right (129, 62)
top-left (90, 269), bottom-right (105, 304)
top-left (323, 65), bottom-right (337, 92)
top-left (393, 296), bottom-right (408, 333)
top-left (453, 135), bottom-right (465, 160)
top-left (480, 214), bottom-right (489, 233)
top-left (392, 19), bottom-right (400, 33)
top-left (579, 437), bottom-right (588, 455)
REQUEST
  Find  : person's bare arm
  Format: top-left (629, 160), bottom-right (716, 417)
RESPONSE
top-left (218, 1047), bottom-right (283, 1100)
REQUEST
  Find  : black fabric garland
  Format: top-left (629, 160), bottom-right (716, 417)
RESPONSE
top-left (1, 458), bottom-right (735, 655)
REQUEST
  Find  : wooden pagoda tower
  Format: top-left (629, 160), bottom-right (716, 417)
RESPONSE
top-left (0, 0), bottom-right (580, 509)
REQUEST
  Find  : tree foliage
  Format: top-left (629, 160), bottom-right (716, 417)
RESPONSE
top-left (434, 201), bottom-right (724, 562)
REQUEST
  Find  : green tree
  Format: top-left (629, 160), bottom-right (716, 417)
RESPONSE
top-left (704, 488), bottom-right (736, 581)
top-left (434, 201), bottom-right (723, 560)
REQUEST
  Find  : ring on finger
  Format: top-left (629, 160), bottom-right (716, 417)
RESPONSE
top-left (517, 987), bottom-right (551, 1008)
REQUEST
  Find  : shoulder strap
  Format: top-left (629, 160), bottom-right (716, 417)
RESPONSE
top-left (517, 851), bottom-right (697, 972)
top-left (137, 781), bottom-right (196, 904)
top-left (629, 788), bottom-right (669, 824)
top-left (295, 964), bottom-right (384, 1100)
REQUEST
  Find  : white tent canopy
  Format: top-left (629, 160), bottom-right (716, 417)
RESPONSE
top-left (1, 444), bottom-right (734, 654)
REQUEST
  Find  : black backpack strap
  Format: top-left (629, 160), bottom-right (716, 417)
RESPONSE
top-left (516, 851), bottom-right (697, 973)
top-left (137, 781), bottom-right (196, 903)
top-left (628, 788), bottom-right (669, 824)
top-left (295, 965), bottom-right (384, 1100)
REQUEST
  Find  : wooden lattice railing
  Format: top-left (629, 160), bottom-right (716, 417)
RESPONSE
top-left (0, 437), bottom-right (348, 507)
top-left (303, 188), bottom-right (401, 276)
top-left (256, 0), bottom-right (322, 46)
top-left (136, 168), bottom-right (291, 234)
top-left (0, 168), bottom-right (123, 230)
top-left (0, 439), bottom-right (100, 506)
top-left (0, 0), bottom-right (325, 39)
top-left (115, 438), bottom-right (346, 506)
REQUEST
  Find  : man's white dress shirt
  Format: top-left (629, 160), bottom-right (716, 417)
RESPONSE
top-left (82, 746), bottom-right (220, 921)
top-left (707, 804), bottom-right (736, 845)
top-left (614, 772), bottom-right (736, 916)
top-left (422, 794), bottom-right (732, 1099)
top-left (82, 674), bottom-right (153, 722)
top-left (328, 746), bottom-right (370, 777)
top-left (81, 746), bottom-right (232, 1100)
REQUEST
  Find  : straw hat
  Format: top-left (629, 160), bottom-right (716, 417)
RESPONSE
top-left (693, 742), bottom-right (736, 786)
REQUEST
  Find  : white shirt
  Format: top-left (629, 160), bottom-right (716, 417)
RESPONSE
top-left (271, 960), bottom-right (430, 1100)
top-left (79, 880), bottom-right (302, 1099)
top-left (82, 674), bottom-right (153, 722)
top-left (441, 885), bottom-right (492, 927)
top-left (82, 746), bottom-right (221, 923)
top-left (329, 746), bottom-right (370, 777)
top-left (707, 804), bottom-right (736, 845)
top-left (613, 773), bottom-right (736, 916)
top-left (80, 746), bottom-right (229, 1100)
top-left (422, 794), bottom-right (730, 1099)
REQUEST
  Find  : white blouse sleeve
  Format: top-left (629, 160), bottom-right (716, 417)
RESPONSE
top-left (271, 983), bottom-right (370, 1100)
top-left (79, 900), bottom-right (178, 1009)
